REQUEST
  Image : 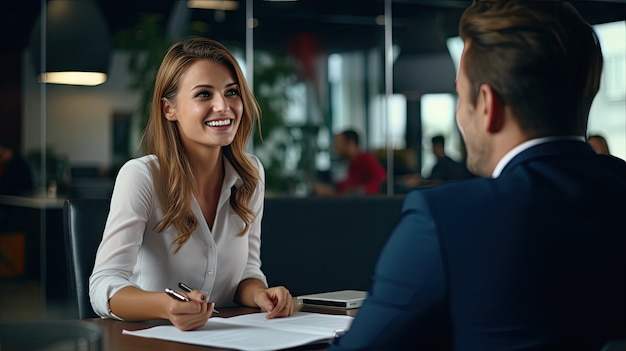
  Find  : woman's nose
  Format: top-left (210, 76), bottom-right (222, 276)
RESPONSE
top-left (213, 95), bottom-right (228, 112)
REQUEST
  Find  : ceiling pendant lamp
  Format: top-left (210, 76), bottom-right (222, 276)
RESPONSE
top-left (29, 0), bottom-right (111, 86)
top-left (187, 0), bottom-right (240, 11)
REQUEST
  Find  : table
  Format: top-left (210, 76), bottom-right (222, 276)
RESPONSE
top-left (84, 304), bottom-right (358, 351)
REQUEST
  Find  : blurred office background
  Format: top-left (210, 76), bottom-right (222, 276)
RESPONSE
top-left (0, 0), bottom-right (624, 318)
top-left (2, 0), bottom-right (624, 199)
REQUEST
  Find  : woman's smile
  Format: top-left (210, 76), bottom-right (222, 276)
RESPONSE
top-left (204, 118), bottom-right (234, 129)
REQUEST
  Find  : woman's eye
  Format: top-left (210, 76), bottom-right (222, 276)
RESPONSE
top-left (197, 91), bottom-right (211, 98)
top-left (225, 89), bottom-right (240, 97)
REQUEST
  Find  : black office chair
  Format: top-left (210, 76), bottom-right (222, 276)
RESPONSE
top-left (63, 198), bottom-right (110, 319)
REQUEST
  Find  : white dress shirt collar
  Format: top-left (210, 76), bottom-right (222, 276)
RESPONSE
top-left (223, 155), bottom-right (244, 190)
top-left (491, 136), bottom-right (585, 178)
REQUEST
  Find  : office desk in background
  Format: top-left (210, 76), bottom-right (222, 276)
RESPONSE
top-left (0, 195), bottom-right (68, 309)
top-left (84, 304), bottom-right (358, 351)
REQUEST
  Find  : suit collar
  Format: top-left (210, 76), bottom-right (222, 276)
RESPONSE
top-left (498, 138), bottom-right (593, 176)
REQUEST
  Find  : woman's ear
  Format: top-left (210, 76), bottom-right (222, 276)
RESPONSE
top-left (478, 83), bottom-right (505, 134)
top-left (162, 98), bottom-right (176, 121)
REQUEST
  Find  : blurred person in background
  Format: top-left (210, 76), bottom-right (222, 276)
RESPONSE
top-left (401, 134), bottom-right (473, 189)
top-left (312, 129), bottom-right (386, 196)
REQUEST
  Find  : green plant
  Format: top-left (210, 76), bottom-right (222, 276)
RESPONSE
top-left (251, 51), bottom-right (301, 194)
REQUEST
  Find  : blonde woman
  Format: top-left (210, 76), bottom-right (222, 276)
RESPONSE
top-left (89, 37), bottom-right (293, 331)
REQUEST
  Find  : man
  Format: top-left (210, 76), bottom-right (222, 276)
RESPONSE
top-left (329, 1), bottom-right (626, 350)
top-left (427, 135), bottom-right (473, 183)
top-left (312, 129), bottom-right (386, 196)
top-left (402, 135), bottom-right (473, 188)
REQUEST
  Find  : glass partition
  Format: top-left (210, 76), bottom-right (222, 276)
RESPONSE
top-left (18, 1), bottom-right (483, 201)
top-left (20, 1), bottom-right (395, 199)
top-left (390, 1), bottom-right (461, 193)
top-left (14, 3), bottom-right (626, 202)
top-left (252, 0), bottom-right (388, 196)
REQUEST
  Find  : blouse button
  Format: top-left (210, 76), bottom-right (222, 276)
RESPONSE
top-left (208, 270), bottom-right (214, 277)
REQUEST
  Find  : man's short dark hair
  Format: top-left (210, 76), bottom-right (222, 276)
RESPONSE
top-left (431, 135), bottom-right (445, 146)
top-left (341, 130), bottom-right (360, 146)
top-left (459, 0), bottom-right (603, 137)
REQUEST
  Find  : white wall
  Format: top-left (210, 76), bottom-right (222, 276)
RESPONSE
top-left (22, 50), bottom-right (141, 168)
top-left (588, 21), bottom-right (626, 161)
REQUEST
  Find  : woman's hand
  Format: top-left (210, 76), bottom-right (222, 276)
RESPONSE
top-left (253, 286), bottom-right (294, 319)
top-left (165, 290), bottom-right (215, 331)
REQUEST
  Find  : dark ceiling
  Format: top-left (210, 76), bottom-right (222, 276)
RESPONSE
top-left (3, 0), bottom-right (626, 56)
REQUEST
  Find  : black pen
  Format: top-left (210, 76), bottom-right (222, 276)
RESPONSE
top-left (178, 282), bottom-right (194, 293)
top-left (178, 282), bottom-right (219, 314)
top-left (164, 287), bottom-right (189, 302)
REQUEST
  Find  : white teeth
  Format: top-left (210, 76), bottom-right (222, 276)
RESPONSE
top-left (205, 119), bottom-right (232, 127)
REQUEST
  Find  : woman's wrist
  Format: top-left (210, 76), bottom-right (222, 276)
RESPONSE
top-left (157, 291), bottom-right (173, 320)
top-left (235, 278), bottom-right (267, 307)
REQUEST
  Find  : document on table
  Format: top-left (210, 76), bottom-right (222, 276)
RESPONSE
top-left (122, 311), bottom-right (354, 351)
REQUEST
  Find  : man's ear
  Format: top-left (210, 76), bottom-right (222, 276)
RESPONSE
top-left (162, 98), bottom-right (176, 121)
top-left (477, 83), bottom-right (504, 134)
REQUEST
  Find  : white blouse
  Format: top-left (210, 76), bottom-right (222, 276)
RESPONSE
top-left (89, 154), bottom-right (268, 319)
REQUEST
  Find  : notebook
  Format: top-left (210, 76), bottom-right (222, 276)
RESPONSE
top-left (298, 290), bottom-right (367, 309)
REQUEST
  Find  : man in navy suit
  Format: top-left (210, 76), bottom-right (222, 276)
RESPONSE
top-left (328, 1), bottom-right (626, 350)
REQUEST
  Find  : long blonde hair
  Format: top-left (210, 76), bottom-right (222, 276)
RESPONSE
top-left (141, 37), bottom-right (262, 252)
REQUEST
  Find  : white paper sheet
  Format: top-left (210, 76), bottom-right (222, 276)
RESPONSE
top-left (122, 311), bottom-right (353, 351)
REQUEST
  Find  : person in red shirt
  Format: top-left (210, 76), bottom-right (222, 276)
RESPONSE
top-left (312, 130), bottom-right (386, 196)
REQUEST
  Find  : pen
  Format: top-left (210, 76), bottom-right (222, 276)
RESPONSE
top-left (164, 287), bottom-right (189, 302)
top-left (178, 282), bottom-right (219, 314)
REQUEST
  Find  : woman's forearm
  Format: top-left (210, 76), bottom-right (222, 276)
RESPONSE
top-left (109, 286), bottom-right (170, 321)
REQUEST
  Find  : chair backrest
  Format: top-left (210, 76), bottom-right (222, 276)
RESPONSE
top-left (63, 198), bottom-right (110, 319)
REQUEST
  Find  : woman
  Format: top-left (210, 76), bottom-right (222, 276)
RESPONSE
top-left (89, 37), bottom-right (293, 331)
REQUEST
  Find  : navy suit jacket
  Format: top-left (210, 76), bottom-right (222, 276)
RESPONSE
top-left (329, 140), bottom-right (626, 351)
